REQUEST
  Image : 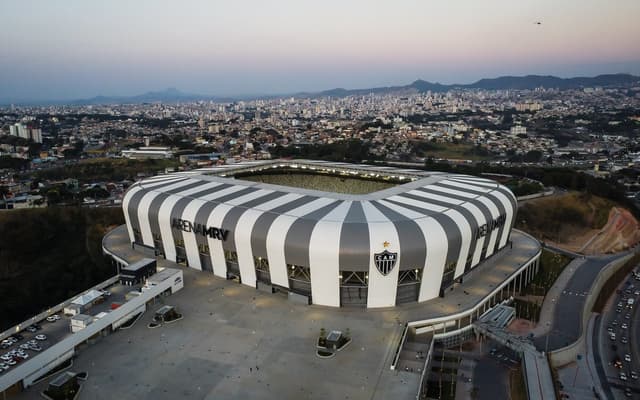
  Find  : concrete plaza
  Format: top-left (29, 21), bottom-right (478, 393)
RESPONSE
top-left (11, 224), bottom-right (540, 400)
top-left (16, 266), bottom-right (418, 400)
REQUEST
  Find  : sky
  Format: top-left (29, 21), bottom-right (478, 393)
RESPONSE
top-left (1, 0), bottom-right (639, 101)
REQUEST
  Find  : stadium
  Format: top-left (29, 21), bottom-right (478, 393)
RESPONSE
top-left (122, 160), bottom-right (517, 308)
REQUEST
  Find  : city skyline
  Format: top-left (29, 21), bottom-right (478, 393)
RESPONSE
top-left (1, 0), bottom-right (640, 101)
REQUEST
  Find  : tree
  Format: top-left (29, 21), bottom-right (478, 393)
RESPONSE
top-left (523, 150), bottom-right (543, 163)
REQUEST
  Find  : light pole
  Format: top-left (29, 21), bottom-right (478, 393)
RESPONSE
top-left (545, 322), bottom-right (551, 354)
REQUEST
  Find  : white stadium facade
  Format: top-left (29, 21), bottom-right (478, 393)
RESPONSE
top-left (122, 160), bottom-right (518, 308)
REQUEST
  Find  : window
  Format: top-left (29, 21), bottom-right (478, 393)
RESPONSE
top-left (224, 250), bottom-right (238, 263)
top-left (340, 271), bottom-right (368, 286)
top-left (288, 264), bottom-right (311, 295)
top-left (288, 264), bottom-right (311, 282)
top-left (465, 253), bottom-right (474, 270)
top-left (174, 238), bottom-right (185, 248)
top-left (254, 256), bottom-right (270, 272)
top-left (398, 269), bottom-right (421, 285)
top-left (198, 243), bottom-right (209, 255)
top-left (444, 261), bottom-right (456, 273)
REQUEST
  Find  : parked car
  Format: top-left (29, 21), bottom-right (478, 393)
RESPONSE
top-left (46, 314), bottom-right (61, 322)
top-left (35, 334), bottom-right (47, 341)
top-left (625, 354), bottom-right (632, 362)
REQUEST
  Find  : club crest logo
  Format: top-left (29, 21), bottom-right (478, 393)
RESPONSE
top-left (374, 250), bottom-right (397, 276)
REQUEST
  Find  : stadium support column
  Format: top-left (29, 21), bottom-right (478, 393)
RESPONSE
top-left (309, 202), bottom-right (352, 307)
top-left (364, 206), bottom-right (401, 308)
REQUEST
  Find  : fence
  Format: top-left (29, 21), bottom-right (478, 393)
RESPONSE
top-left (390, 323), bottom-right (409, 370)
top-left (415, 339), bottom-right (435, 400)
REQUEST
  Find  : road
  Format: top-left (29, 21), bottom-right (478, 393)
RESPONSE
top-left (534, 253), bottom-right (622, 352)
top-left (595, 267), bottom-right (640, 399)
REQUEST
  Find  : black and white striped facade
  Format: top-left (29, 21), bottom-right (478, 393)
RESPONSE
top-left (122, 160), bottom-right (517, 308)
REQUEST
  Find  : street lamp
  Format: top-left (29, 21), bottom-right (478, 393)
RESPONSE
top-left (545, 322), bottom-right (551, 354)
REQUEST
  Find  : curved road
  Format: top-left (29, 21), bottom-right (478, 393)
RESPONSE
top-left (534, 252), bottom-right (623, 352)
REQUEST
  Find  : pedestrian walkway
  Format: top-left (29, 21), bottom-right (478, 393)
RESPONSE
top-left (554, 315), bottom-right (606, 400)
top-left (396, 331), bottom-right (431, 374)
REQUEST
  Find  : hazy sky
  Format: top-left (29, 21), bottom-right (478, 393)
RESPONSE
top-left (1, 0), bottom-right (639, 101)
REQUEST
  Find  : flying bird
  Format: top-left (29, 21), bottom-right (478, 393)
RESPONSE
top-left (534, 21), bottom-right (542, 25)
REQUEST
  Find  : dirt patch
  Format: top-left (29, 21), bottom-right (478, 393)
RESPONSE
top-left (514, 294), bottom-right (544, 304)
top-left (517, 192), bottom-right (640, 255)
top-left (580, 207), bottom-right (640, 254)
top-left (506, 318), bottom-right (535, 336)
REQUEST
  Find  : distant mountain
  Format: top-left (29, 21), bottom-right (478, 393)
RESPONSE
top-left (4, 73), bottom-right (639, 106)
top-left (68, 88), bottom-right (234, 105)
top-left (310, 79), bottom-right (452, 97)
top-left (309, 73), bottom-right (640, 98)
top-left (467, 74), bottom-right (640, 90)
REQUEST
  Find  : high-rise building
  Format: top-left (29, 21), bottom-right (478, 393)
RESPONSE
top-left (17, 124), bottom-right (29, 139)
top-left (510, 125), bottom-right (527, 135)
top-left (30, 128), bottom-right (43, 143)
top-left (8, 123), bottom-right (43, 143)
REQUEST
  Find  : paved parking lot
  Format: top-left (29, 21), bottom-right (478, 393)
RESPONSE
top-left (1, 281), bottom-right (138, 379)
top-left (14, 268), bottom-right (419, 400)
